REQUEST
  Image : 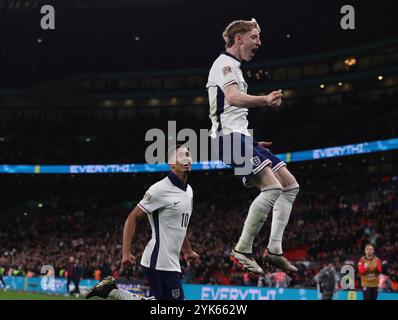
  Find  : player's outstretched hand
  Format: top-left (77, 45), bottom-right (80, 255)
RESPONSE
top-left (265, 90), bottom-right (283, 107)
top-left (184, 251), bottom-right (200, 265)
top-left (122, 253), bottom-right (136, 267)
top-left (259, 141), bottom-right (272, 148)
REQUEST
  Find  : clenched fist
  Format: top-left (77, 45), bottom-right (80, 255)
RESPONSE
top-left (265, 90), bottom-right (283, 107)
top-left (122, 253), bottom-right (136, 267)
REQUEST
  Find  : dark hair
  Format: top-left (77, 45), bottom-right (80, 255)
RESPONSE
top-left (167, 144), bottom-right (189, 163)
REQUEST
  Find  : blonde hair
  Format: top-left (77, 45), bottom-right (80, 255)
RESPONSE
top-left (222, 18), bottom-right (261, 49)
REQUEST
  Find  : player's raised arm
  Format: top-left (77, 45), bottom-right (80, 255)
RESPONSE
top-left (122, 205), bottom-right (145, 267)
top-left (223, 84), bottom-right (283, 108)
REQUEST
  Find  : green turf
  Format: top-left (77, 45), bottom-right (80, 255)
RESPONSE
top-left (0, 290), bottom-right (85, 300)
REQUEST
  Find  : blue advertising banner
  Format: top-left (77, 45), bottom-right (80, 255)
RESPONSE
top-left (3, 276), bottom-right (98, 295)
top-left (1, 138), bottom-right (397, 174)
top-left (182, 284), bottom-right (398, 300)
top-left (3, 277), bottom-right (398, 300)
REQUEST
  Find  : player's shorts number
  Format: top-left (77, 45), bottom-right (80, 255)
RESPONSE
top-left (181, 213), bottom-right (190, 228)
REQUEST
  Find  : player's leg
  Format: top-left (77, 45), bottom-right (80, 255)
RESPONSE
top-left (218, 133), bottom-right (283, 273)
top-left (266, 166), bottom-right (299, 255)
top-left (251, 146), bottom-right (299, 272)
top-left (85, 276), bottom-right (149, 300)
top-left (161, 271), bottom-right (185, 300)
top-left (235, 165), bottom-right (282, 252)
top-left (143, 267), bottom-right (164, 300)
top-left (108, 287), bottom-right (144, 300)
top-left (231, 165), bottom-right (283, 274)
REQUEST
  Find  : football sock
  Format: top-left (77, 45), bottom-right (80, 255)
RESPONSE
top-left (109, 288), bottom-right (143, 300)
top-left (235, 184), bottom-right (282, 253)
top-left (267, 183), bottom-right (300, 254)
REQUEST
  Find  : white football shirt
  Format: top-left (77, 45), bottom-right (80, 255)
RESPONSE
top-left (206, 52), bottom-right (249, 138)
top-left (138, 172), bottom-right (193, 272)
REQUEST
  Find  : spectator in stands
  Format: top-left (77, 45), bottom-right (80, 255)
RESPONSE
top-left (270, 269), bottom-right (291, 288)
top-left (314, 262), bottom-right (339, 300)
top-left (257, 272), bottom-right (272, 287)
top-left (66, 256), bottom-right (81, 296)
top-left (0, 173), bottom-right (397, 291)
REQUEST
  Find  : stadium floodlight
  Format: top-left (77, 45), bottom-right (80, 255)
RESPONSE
top-left (344, 57), bottom-right (357, 67)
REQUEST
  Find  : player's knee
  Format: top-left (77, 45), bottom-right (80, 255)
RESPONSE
top-left (282, 183), bottom-right (300, 202)
top-left (260, 184), bottom-right (283, 205)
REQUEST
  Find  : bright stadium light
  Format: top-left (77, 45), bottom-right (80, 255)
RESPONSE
top-left (344, 57), bottom-right (357, 67)
top-left (170, 97), bottom-right (178, 105)
top-left (320, 84), bottom-right (325, 89)
top-left (338, 82), bottom-right (343, 86)
top-left (103, 100), bottom-right (114, 107)
top-left (378, 75), bottom-right (383, 81)
top-left (125, 99), bottom-right (134, 107)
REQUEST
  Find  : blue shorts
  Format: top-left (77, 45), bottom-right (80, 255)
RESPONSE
top-left (213, 132), bottom-right (286, 177)
top-left (143, 266), bottom-right (184, 300)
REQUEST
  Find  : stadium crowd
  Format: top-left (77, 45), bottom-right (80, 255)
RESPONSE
top-left (1, 93), bottom-right (397, 164)
top-left (1, 164), bottom-right (397, 292)
top-left (1, 90), bottom-right (397, 293)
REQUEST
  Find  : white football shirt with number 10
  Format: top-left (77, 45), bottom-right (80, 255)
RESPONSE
top-left (138, 172), bottom-right (193, 273)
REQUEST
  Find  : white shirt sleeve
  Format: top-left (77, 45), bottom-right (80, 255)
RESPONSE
top-left (137, 185), bottom-right (165, 214)
top-left (213, 60), bottom-right (239, 90)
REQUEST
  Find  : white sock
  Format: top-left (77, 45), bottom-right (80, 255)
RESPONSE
top-left (108, 288), bottom-right (143, 300)
top-left (267, 183), bottom-right (299, 254)
top-left (235, 185), bottom-right (282, 253)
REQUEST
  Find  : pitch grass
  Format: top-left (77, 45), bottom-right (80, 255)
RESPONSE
top-left (0, 290), bottom-right (96, 300)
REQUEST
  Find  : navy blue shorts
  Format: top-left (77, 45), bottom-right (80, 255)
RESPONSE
top-left (143, 266), bottom-right (184, 300)
top-left (213, 133), bottom-right (286, 177)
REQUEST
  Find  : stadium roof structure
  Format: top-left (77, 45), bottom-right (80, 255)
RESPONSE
top-left (0, 0), bottom-right (397, 88)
